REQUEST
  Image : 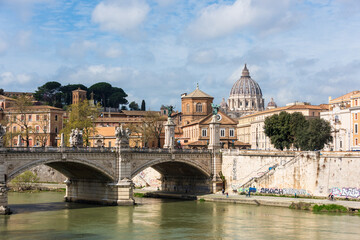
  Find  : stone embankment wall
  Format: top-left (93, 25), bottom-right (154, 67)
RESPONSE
top-left (222, 150), bottom-right (360, 198)
top-left (30, 165), bottom-right (66, 183)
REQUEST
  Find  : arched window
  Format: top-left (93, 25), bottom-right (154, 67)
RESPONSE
top-left (196, 103), bottom-right (202, 112)
top-left (186, 104), bottom-right (190, 112)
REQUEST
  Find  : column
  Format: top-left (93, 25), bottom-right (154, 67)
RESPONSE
top-left (0, 164), bottom-right (10, 215)
top-left (208, 115), bottom-right (222, 192)
top-left (163, 117), bottom-right (176, 149)
top-left (208, 115), bottom-right (220, 150)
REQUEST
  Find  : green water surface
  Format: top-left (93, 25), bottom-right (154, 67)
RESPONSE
top-left (1, 192), bottom-right (360, 240)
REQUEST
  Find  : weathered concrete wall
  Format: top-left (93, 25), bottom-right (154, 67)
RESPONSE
top-left (222, 150), bottom-right (360, 198)
top-left (222, 150), bottom-right (295, 191)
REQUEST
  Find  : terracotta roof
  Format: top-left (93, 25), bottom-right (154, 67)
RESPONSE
top-left (5, 105), bottom-right (64, 111)
top-left (233, 141), bottom-right (251, 146)
top-left (185, 140), bottom-right (208, 146)
top-left (0, 95), bottom-right (16, 101)
top-left (122, 110), bottom-right (160, 116)
top-left (330, 90), bottom-right (360, 104)
top-left (181, 87), bottom-right (213, 99)
top-left (238, 104), bottom-right (325, 120)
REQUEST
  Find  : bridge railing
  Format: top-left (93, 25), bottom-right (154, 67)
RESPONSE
top-left (0, 147), bottom-right (117, 153)
top-left (0, 147), bottom-right (212, 154)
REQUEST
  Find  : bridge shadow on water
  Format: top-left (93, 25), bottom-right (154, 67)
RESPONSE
top-left (8, 201), bottom-right (107, 215)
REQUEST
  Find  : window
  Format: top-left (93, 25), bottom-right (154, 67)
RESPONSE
top-left (186, 104), bottom-right (190, 113)
top-left (340, 141), bottom-right (342, 148)
top-left (356, 100), bottom-right (358, 106)
top-left (28, 115), bottom-right (32, 122)
top-left (229, 128), bottom-right (235, 137)
top-left (355, 113), bottom-right (358, 120)
top-left (355, 124), bottom-right (358, 134)
top-left (36, 115), bottom-right (40, 121)
top-left (35, 125), bottom-right (40, 133)
top-left (202, 128), bottom-right (207, 137)
top-left (220, 128), bottom-right (225, 137)
top-left (44, 115), bottom-right (47, 121)
top-left (55, 115), bottom-right (58, 121)
top-left (356, 138), bottom-right (358, 145)
top-left (196, 103), bottom-right (203, 112)
top-left (21, 115), bottom-right (24, 121)
top-left (13, 126), bottom-right (16, 132)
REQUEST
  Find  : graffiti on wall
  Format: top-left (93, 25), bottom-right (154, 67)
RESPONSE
top-left (230, 185), bottom-right (310, 196)
top-left (260, 188), bottom-right (309, 195)
top-left (330, 187), bottom-right (360, 198)
top-left (232, 158), bottom-right (237, 180)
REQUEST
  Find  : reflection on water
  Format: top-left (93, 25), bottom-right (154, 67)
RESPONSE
top-left (1, 192), bottom-right (360, 240)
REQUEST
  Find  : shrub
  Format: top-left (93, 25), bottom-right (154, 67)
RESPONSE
top-left (312, 204), bottom-right (348, 213)
top-left (11, 171), bottom-right (39, 191)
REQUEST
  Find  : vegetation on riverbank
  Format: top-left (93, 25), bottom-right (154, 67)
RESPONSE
top-left (134, 192), bottom-right (146, 198)
top-left (290, 202), bottom-right (350, 213)
top-left (312, 204), bottom-right (348, 213)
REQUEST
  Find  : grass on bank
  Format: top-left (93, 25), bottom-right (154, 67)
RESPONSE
top-left (312, 204), bottom-right (348, 213)
top-left (134, 192), bottom-right (145, 198)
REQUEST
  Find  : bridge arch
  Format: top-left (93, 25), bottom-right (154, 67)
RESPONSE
top-left (131, 157), bottom-right (212, 194)
top-left (131, 158), bottom-right (211, 179)
top-left (8, 157), bottom-right (115, 182)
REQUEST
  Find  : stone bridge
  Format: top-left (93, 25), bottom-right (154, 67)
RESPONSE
top-left (0, 147), bottom-right (222, 214)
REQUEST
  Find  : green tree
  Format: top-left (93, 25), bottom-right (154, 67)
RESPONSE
top-left (0, 88), bottom-right (4, 95)
top-left (109, 87), bottom-right (128, 108)
top-left (264, 111), bottom-right (293, 150)
top-left (11, 170), bottom-right (39, 191)
top-left (129, 101), bottom-right (140, 111)
top-left (34, 81), bottom-right (62, 107)
top-left (88, 82), bottom-right (113, 107)
top-left (264, 112), bottom-right (332, 151)
top-left (61, 100), bottom-right (100, 146)
top-left (296, 118), bottom-right (332, 151)
top-left (141, 100), bottom-right (146, 111)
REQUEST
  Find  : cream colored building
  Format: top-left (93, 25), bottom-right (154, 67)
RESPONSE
top-left (320, 91), bottom-right (360, 151)
top-left (238, 102), bottom-right (328, 150)
top-left (350, 93), bottom-right (360, 150)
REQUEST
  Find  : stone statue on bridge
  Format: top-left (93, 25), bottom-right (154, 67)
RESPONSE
top-left (115, 125), bottom-right (131, 148)
top-left (69, 128), bottom-right (83, 147)
top-left (0, 124), bottom-right (5, 148)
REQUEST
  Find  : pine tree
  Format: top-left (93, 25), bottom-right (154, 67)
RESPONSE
top-left (141, 100), bottom-right (146, 111)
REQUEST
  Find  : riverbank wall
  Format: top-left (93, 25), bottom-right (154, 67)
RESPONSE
top-left (222, 150), bottom-right (360, 199)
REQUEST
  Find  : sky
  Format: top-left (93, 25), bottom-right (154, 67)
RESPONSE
top-left (0, 0), bottom-right (360, 110)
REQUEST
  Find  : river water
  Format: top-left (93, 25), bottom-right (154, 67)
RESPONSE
top-left (1, 192), bottom-right (360, 240)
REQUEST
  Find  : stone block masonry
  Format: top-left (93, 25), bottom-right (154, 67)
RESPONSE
top-left (222, 150), bottom-right (360, 198)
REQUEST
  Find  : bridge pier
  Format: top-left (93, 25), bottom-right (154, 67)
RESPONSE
top-left (64, 178), bottom-right (134, 206)
top-left (0, 165), bottom-right (10, 215)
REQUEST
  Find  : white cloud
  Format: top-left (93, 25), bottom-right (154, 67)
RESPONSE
top-left (0, 72), bottom-right (34, 86)
top-left (92, 0), bottom-right (150, 34)
top-left (188, 0), bottom-right (293, 39)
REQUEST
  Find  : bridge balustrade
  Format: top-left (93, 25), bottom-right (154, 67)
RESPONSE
top-left (0, 147), bottom-right (211, 154)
